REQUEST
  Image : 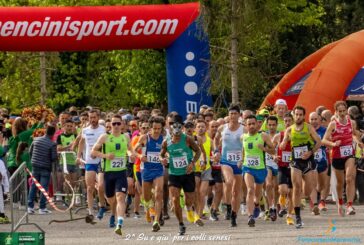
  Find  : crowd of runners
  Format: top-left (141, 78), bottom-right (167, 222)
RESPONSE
top-left (0, 99), bottom-right (364, 236)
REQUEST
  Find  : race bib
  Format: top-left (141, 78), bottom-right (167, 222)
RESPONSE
top-left (340, 145), bottom-right (353, 158)
top-left (282, 151), bottom-right (291, 163)
top-left (246, 156), bottom-right (260, 167)
top-left (293, 146), bottom-right (308, 159)
top-left (265, 153), bottom-right (274, 162)
top-left (227, 151), bottom-right (242, 162)
top-left (147, 152), bottom-right (160, 163)
top-left (111, 157), bottom-right (126, 169)
top-left (314, 149), bottom-right (323, 161)
top-left (172, 156), bottom-right (188, 169)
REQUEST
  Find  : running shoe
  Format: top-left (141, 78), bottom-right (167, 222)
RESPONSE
top-left (152, 221), bottom-right (160, 232)
top-left (295, 216), bottom-right (303, 229)
top-left (187, 210), bottom-right (195, 223)
top-left (109, 215), bottom-right (115, 228)
top-left (311, 205), bottom-right (320, 216)
top-left (278, 208), bottom-right (287, 218)
top-left (210, 209), bottom-right (219, 221)
top-left (318, 200), bottom-right (327, 212)
top-left (114, 225), bottom-right (123, 236)
top-left (231, 212), bottom-right (237, 227)
top-left (248, 215), bottom-right (255, 227)
top-left (346, 205), bottom-right (355, 215)
top-left (286, 216), bottom-right (294, 226)
top-left (240, 203), bottom-right (247, 216)
top-left (194, 214), bottom-right (204, 227)
top-left (178, 224), bottom-right (186, 235)
top-left (270, 208), bottom-right (277, 221)
top-left (97, 207), bottom-right (107, 220)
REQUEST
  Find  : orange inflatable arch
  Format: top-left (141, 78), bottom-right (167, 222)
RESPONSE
top-left (261, 30), bottom-right (364, 114)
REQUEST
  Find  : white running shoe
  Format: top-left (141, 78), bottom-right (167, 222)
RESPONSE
top-left (39, 208), bottom-right (52, 215)
top-left (240, 204), bottom-right (247, 216)
top-left (346, 205), bottom-right (355, 215)
top-left (27, 207), bottom-right (35, 214)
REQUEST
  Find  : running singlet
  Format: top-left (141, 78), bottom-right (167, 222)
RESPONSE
top-left (277, 131), bottom-right (291, 167)
top-left (58, 134), bottom-right (77, 165)
top-left (221, 124), bottom-right (244, 165)
top-left (314, 126), bottom-right (327, 163)
top-left (243, 132), bottom-right (265, 170)
top-left (131, 134), bottom-right (141, 172)
top-left (195, 134), bottom-right (212, 172)
top-left (290, 122), bottom-right (314, 161)
top-left (144, 134), bottom-right (164, 171)
top-left (82, 125), bottom-right (106, 164)
top-left (167, 133), bottom-right (193, 176)
top-left (332, 117), bottom-right (354, 159)
top-left (265, 132), bottom-right (278, 169)
top-left (261, 116), bottom-right (285, 132)
top-left (102, 134), bottom-right (128, 172)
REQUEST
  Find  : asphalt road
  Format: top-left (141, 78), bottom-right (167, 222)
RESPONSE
top-left (1, 202), bottom-right (364, 245)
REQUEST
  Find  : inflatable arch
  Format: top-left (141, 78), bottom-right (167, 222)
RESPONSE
top-left (261, 30), bottom-right (364, 114)
top-left (0, 2), bottom-right (211, 118)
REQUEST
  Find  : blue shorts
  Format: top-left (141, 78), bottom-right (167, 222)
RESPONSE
top-left (142, 168), bottom-right (164, 183)
top-left (316, 161), bottom-right (328, 174)
top-left (267, 166), bottom-right (278, 177)
top-left (221, 162), bottom-right (242, 175)
top-left (243, 167), bottom-right (267, 184)
top-left (85, 163), bottom-right (99, 173)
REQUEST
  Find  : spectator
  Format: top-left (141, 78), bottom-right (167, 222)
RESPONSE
top-left (27, 124), bottom-right (57, 215)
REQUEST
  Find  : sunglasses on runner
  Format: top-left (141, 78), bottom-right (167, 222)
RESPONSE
top-left (112, 122), bottom-right (122, 126)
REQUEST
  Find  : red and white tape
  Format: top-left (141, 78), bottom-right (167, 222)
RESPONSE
top-left (25, 167), bottom-right (75, 213)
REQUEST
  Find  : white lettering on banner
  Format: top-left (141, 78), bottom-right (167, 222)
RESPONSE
top-left (186, 101), bottom-right (197, 113)
top-left (0, 17), bottom-right (179, 40)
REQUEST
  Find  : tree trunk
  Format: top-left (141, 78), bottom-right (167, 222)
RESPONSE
top-left (230, 0), bottom-right (239, 104)
top-left (40, 52), bottom-right (47, 105)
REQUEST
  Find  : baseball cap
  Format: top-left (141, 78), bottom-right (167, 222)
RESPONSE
top-left (122, 114), bottom-right (133, 122)
top-left (275, 99), bottom-right (287, 106)
top-left (72, 116), bottom-right (80, 123)
top-left (119, 108), bottom-right (128, 114)
top-left (256, 115), bottom-right (265, 121)
top-left (258, 109), bottom-right (270, 116)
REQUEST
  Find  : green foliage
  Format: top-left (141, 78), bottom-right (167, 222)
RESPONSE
top-left (1, 0), bottom-right (364, 114)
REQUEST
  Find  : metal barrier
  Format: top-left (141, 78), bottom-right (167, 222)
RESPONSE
top-left (9, 162), bottom-right (44, 233)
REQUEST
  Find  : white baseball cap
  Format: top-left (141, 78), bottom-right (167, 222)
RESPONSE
top-left (275, 99), bottom-right (287, 106)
